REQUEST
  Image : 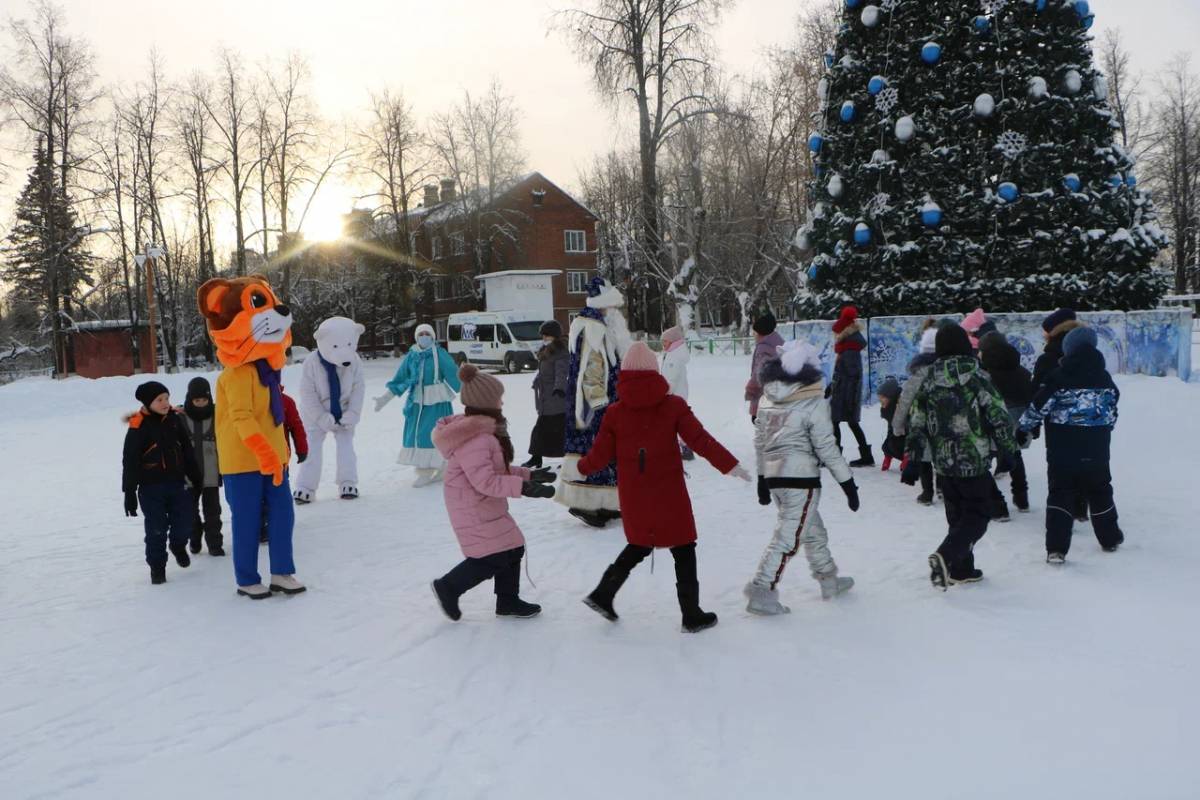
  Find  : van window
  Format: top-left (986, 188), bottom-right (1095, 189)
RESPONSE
top-left (498, 327), bottom-right (512, 345)
top-left (474, 324), bottom-right (495, 342)
top-left (508, 321), bottom-right (544, 341)
top-left (448, 325), bottom-right (462, 341)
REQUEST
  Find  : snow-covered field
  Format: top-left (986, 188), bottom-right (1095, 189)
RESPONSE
top-left (2, 357), bottom-right (1197, 799)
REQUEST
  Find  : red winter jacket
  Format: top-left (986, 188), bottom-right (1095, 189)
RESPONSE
top-left (578, 370), bottom-right (738, 549)
top-left (281, 392), bottom-right (309, 461)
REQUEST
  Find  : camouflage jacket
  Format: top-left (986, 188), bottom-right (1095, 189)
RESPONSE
top-left (905, 356), bottom-right (1018, 478)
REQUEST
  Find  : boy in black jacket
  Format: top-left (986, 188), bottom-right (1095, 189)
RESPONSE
top-left (123, 381), bottom-right (202, 584)
top-left (182, 377), bottom-right (224, 556)
top-left (979, 331), bottom-right (1034, 511)
top-left (1018, 327), bottom-right (1124, 564)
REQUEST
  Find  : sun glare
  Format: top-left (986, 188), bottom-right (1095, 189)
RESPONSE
top-left (301, 185), bottom-right (356, 242)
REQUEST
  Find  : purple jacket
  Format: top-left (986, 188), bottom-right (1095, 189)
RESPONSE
top-left (745, 331), bottom-right (785, 417)
top-left (432, 415), bottom-right (531, 558)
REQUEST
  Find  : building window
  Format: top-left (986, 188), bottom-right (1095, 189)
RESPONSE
top-left (567, 271), bottom-right (589, 294)
top-left (564, 229), bottom-right (587, 253)
top-left (567, 311), bottom-right (582, 326)
top-left (433, 275), bottom-right (453, 300)
top-left (382, 329), bottom-right (396, 346)
top-left (432, 235), bottom-right (443, 260)
top-left (435, 319), bottom-right (448, 341)
top-left (451, 232), bottom-right (465, 256)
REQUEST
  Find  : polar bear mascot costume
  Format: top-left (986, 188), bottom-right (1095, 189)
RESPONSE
top-left (294, 316), bottom-right (367, 502)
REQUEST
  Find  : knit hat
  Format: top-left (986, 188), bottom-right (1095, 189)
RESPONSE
top-left (621, 341), bottom-right (659, 372)
top-left (778, 340), bottom-right (820, 376)
top-left (1042, 308), bottom-right (1077, 333)
top-left (415, 323), bottom-right (435, 339)
top-left (135, 380), bottom-right (170, 408)
top-left (919, 328), bottom-right (938, 354)
top-left (935, 323), bottom-right (973, 358)
top-left (186, 376), bottom-right (212, 403)
top-left (878, 376), bottom-right (902, 402)
top-left (1062, 325), bottom-right (1098, 357)
top-left (975, 319), bottom-right (998, 339)
top-left (962, 307), bottom-right (988, 333)
top-left (539, 320), bottom-right (562, 338)
top-left (457, 364), bottom-right (504, 410)
top-left (832, 305), bottom-right (858, 334)
top-left (752, 313), bottom-right (777, 336)
top-left (661, 326), bottom-right (684, 347)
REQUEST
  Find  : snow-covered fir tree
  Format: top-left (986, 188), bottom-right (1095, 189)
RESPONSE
top-left (797, 0), bottom-right (1169, 317)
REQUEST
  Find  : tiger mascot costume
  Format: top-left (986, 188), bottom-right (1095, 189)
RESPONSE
top-left (198, 276), bottom-right (306, 599)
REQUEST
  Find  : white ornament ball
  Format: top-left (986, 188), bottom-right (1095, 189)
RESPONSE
top-left (974, 93), bottom-right (996, 117)
top-left (871, 148), bottom-right (891, 164)
top-left (828, 173), bottom-right (845, 198)
top-left (1063, 69), bottom-right (1082, 95)
top-left (861, 5), bottom-right (882, 27)
top-left (895, 115), bottom-right (916, 142)
top-left (1094, 74), bottom-right (1109, 101)
top-left (1028, 76), bottom-right (1048, 99)
top-left (818, 78), bottom-right (830, 102)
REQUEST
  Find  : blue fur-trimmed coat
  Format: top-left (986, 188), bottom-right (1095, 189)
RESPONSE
top-left (563, 309), bottom-right (620, 489)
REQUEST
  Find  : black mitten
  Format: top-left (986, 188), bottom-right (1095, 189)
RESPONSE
top-left (840, 479), bottom-right (860, 512)
top-left (521, 481), bottom-right (555, 499)
top-left (529, 467), bottom-right (556, 484)
top-left (901, 460), bottom-right (921, 486)
top-left (124, 490), bottom-right (139, 517)
top-left (757, 476), bottom-right (771, 506)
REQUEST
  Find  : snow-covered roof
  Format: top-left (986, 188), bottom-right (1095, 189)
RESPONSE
top-left (475, 269), bottom-right (562, 281)
top-left (73, 320), bottom-right (146, 331)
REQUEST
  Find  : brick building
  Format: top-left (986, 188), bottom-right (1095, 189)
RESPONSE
top-left (68, 320), bottom-right (155, 378)
top-left (405, 172), bottom-right (599, 338)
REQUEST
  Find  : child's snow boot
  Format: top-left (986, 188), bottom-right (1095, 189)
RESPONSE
top-left (269, 574), bottom-right (306, 595)
top-left (431, 578), bottom-right (462, 621)
top-left (1013, 488), bottom-right (1030, 512)
top-left (150, 565), bottom-right (167, 585)
top-left (817, 573), bottom-right (855, 600)
top-left (496, 595), bottom-right (542, 618)
top-left (849, 446), bottom-right (875, 468)
top-left (1046, 552), bottom-right (1066, 565)
top-left (189, 532), bottom-right (203, 555)
top-left (881, 455), bottom-right (893, 471)
top-left (676, 582), bottom-right (718, 633)
top-left (928, 553), bottom-right (952, 591)
top-left (169, 542), bottom-right (191, 568)
top-left (583, 565), bottom-right (632, 621)
top-left (744, 583), bottom-right (790, 615)
top-left (237, 583), bottom-right (271, 600)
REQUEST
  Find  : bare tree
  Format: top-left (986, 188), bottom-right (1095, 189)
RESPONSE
top-left (202, 48), bottom-right (257, 274)
top-left (1101, 29), bottom-right (1151, 162)
top-left (559, 0), bottom-right (730, 331)
top-left (357, 87), bottom-right (431, 257)
top-left (1146, 55), bottom-right (1200, 293)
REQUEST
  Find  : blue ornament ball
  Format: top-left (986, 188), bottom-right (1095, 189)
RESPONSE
top-left (973, 15), bottom-right (991, 34)
top-left (1082, 14), bottom-right (1095, 29)
top-left (998, 182), bottom-right (1020, 203)
top-left (1073, 0), bottom-right (1090, 17)
top-left (845, 0), bottom-right (861, 8)
top-left (1126, 174), bottom-right (1138, 188)
top-left (808, 132), bottom-right (825, 153)
top-left (840, 101), bottom-right (857, 123)
top-left (1063, 173), bottom-right (1082, 193)
top-left (807, 264), bottom-right (820, 281)
top-left (853, 222), bottom-right (872, 246)
top-left (921, 206), bottom-right (944, 228)
top-left (1107, 174), bottom-right (1123, 189)
top-left (921, 42), bottom-right (942, 65)
top-left (824, 51), bottom-right (836, 69)
top-left (868, 75), bottom-right (887, 95)
top-left (1036, 0), bottom-right (1047, 9)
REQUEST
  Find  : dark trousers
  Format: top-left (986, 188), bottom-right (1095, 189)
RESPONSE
top-left (937, 475), bottom-right (993, 577)
top-left (1046, 465), bottom-right (1122, 555)
top-left (190, 486), bottom-right (223, 551)
top-left (920, 462), bottom-right (935, 496)
top-left (833, 421), bottom-right (869, 451)
top-left (139, 480), bottom-right (193, 568)
top-left (611, 542), bottom-right (702, 610)
top-left (440, 546), bottom-right (525, 600)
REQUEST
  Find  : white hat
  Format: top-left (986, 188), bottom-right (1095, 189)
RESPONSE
top-left (919, 328), bottom-right (937, 354)
top-left (415, 323), bottom-right (435, 339)
top-left (777, 340), bottom-right (820, 376)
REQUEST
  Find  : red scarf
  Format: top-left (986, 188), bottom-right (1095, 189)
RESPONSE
top-left (834, 335), bottom-right (865, 355)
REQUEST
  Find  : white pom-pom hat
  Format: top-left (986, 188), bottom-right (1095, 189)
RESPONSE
top-left (776, 340), bottom-right (821, 376)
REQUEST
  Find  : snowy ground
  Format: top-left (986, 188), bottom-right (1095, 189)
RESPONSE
top-left (2, 357), bottom-right (1197, 799)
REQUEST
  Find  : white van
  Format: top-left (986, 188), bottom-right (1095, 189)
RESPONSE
top-left (447, 312), bottom-right (548, 373)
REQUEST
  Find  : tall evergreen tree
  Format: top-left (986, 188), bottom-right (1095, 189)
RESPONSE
top-left (798, 0), bottom-right (1169, 317)
top-left (3, 141), bottom-right (93, 372)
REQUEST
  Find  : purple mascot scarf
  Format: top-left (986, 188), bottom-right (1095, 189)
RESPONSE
top-left (253, 359), bottom-right (285, 426)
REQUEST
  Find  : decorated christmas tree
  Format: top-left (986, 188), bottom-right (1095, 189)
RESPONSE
top-left (797, 0), bottom-right (1170, 317)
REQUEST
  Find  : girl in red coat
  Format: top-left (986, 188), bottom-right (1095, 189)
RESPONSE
top-left (579, 341), bottom-right (751, 632)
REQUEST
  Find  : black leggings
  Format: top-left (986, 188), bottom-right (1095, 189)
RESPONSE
top-left (833, 421), bottom-right (869, 451)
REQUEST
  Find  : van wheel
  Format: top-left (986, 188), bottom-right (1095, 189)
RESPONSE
top-left (504, 354), bottom-right (517, 374)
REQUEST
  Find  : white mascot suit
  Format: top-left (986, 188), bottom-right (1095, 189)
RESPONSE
top-left (294, 316), bottom-right (367, 502)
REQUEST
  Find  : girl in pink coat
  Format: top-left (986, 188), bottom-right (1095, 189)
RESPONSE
top-left (430, 364), bottom-right (556, 621)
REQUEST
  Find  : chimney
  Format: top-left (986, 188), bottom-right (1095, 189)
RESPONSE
top-left (423, 184), bottom-right (440, 207)
top-left (440, 178), bottom-right (456, 204)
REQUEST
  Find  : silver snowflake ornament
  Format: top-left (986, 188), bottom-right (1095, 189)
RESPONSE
top-left (980, 0), bottom-right (1007, 13)
top-left (997, 130), bottom-right (1028, 160)
top-left (881, 0), bottom-right (901, 11)
top-left (875, 87), bottom-right (899, 116)
top-left (866, 192), bottom-right (891, 217)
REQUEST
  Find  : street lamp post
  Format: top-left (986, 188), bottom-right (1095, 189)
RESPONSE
top-left (135, 244), bottom-right (167, 373)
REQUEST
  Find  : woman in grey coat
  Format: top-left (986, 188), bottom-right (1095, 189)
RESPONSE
top-left (523, 320), bottom-right (571, 468)
top-left (892, 325), bottom-right (939, 505)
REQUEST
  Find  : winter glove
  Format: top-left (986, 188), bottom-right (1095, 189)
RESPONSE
top-left (124, 490), bottom-right (139, 517)
top-left (729, 464), bottom-right (752, 482)
top-left (757, 476), bottom-right (771, 506)
top-left (824, 383), bottom-right (833, 399)
top-left (374, 392), bottom-right (394, 412)
top-left (297, 452), bottom-right (308, 464)
top-left (900, 460), bottom-right (921, 486)
top-left (840, 479), bottom-right (860, 512)
top-left (529, 467), bottom-right (556, 484)
top-left (552, 389), bottom-right (566, 398)
top-left (244, 432), bottom-right (285, 487)
top-left (1016, 429), bottom-right (1031, 448)
top-left (521, 481), bottom-right (556, 499)
top-left (1031, 425), bottom-right (1041, 440)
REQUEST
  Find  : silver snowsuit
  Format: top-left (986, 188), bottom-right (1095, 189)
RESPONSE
top-left (751, 378), bottom-right (853, 589)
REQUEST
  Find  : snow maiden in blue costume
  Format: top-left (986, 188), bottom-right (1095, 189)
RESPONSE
top-left (375, 323), bottom-right (461, 487)
top-left (557, 277), bottom-right (631, 528)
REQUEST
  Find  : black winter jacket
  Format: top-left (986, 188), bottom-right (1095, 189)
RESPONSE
top-left (122, 409), bottom-right (201, 492)
top-left (1032, 320), bottom-right (1085, 394)
top-left (979, 335), bottom-right (1033, 410)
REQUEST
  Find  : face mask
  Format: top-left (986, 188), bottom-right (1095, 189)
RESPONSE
top-left (417, 335), bottom-right (434, 349)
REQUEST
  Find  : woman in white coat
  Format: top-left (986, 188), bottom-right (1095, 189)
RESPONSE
top-left (660, 326), bottom-right (694, 460)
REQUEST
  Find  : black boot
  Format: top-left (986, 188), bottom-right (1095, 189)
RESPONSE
top-left (583, 565), bottom-right (632, 621)
top-left (169, 542), bottom-right (191, 568)
top-left (521, 455), bottom-right (543, 469)
top-left (150, 565), bottom-right (167, 585)
top-left (570, 508), bottom-right (608, 528)
top-left (189, 530), bottom-right (203, 554)
top-left (1013, 488), bottom-right (1030, 512)
top-left (849, 446), bottom-right (875, 468)
top-left (676, 582), bottom-right (718, 633)
top-left (496, 595), bottom-right (542, 618)
top-left (431, 579), bottom-right (462, 621)
top-left (206, 522), bottom-right (225, 556)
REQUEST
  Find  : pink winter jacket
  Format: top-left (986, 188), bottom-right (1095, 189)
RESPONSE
top-left (431, 414), bottom-right (531, 558)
